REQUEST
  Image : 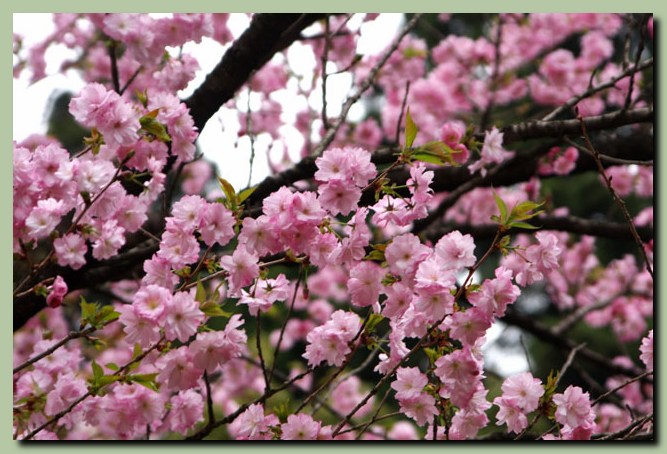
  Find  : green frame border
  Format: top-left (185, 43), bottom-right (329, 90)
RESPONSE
top-left (5, 1), bottom-right (663, 452)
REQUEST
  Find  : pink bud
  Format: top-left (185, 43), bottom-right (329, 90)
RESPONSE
top-left (46, 275), bottom-right (68, 308)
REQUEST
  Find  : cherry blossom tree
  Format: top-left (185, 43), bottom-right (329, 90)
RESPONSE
top-left (13, 13), bottom-right (653, 441)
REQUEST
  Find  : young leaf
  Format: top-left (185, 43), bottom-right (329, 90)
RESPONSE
top-left (139, 115), bottom-right (171, 143)
top-left (195, 280), bottom-right (207, 304)
top-left (412, 150), bottom-right (447, 165)
top-left (237, 186), bottom-right (257, 205)
top-left (80, 297), bottom-right (98, 328)
top-left (128, 373), bottom-right (160, 392)
top-left (92, 360), bottom-right (104, 380)
top-left (364, 313), bottom-right (385, 334)
top-left (405, 108), bottom-right (418, 149)
top-left (509, 221), bottom-right (541, 230)
top-left (492, 191), bottom-right (509, 225)
top-left (218, 177), bottom-right (236, 203)
top-left (200, 301), bottom-right (232, 318)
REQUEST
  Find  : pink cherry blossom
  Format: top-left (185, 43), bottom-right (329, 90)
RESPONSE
top-left (347, 261), bottom-right (384, 307)
top-left (391, 367), bottom-right (428, 400)
top-left (164, 290), bottom-right (205, 342)
top-left (639, 330), bottom-right (653, 371)
top-left (229, 403), bottom-right (278, 440)
top-left (219, 249), bottom-right (259, 295)
top-left (156, 347), bottom-right (203, 390)
top-left (281, 413), bottom-right (321, 440)
top-left (167, 389), bottom-right (205, 434)
top-left (552, 385), bottom-right (595, 430)
top-left (46, 275), bottom-right (68, 308)
top-left (499, 372), bottom-right (544, 413)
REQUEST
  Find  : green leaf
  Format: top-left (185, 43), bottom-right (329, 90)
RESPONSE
top-left (139, 114), bottom-right (171, 143)
top-left (381, 273), bottom-right (399, 286)
top-left (364, 249), bottom-right (386, 262)
top-left (97, 375), bottom-right (121, 387)
top-left (364, 313), bottom-right (385, 334)
top-left (218, 177), bottom-right (236, 203)
top-left (492, 191), bottom-right (509, 224)
top-left (195, 280), bottom-right (207, 304)
top-left (416, 141), bottom-right (460, 166)
top-left (80, 297), bottom-right (97, 328)
top-left (510, 201), bottom-right (545, 221)
top-left (92, 360), bottom-right (104, 380)
top-left (132, 343), bottom-right (143, 361)
top-left (128, 373), bottom-right (160, 392)
top-left (509, 221), bottom-right (541, 230)
top-left (423, 347), bottom-right (440, 365)
top-left (411, 150), bottom-right (447, 165)
top-left (405, 108), bottom-right (418, 149)
top-left (200, 301), bottom-right (232, 318)
top-left (96, 306), bottom-right (120, 327)
top-left (97, 310), bottom-right (120, 327)
top-left (237, 186), bottom-right (257, 205)
top-left (105, 362), bottom-right (120, 372)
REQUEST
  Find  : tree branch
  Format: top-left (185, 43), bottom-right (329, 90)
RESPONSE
top-left (184, 14), bottom-right (325, 132)
top-left (426, 215), bottom-right (653, 244)
top-left (501, 106), bottom-right (653, 144)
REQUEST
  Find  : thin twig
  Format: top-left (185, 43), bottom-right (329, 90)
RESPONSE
top-left (354, 387), bottom-right (392, 440)
top-left (480, 16), bottom-right (503, 131)
top-left (267, 266), bottom-right (302, 385)
top-left (178, 245), bottom-right (213, 291)
top-left (591, 371), bottom-right (653, 407)
top-left (107, 40), bottom-right (120, 94)
top-left (21, 336), bottom-right (164, 440)
top-left (554, 343), bottom-right (586, 388)
top-left (595, 413), bottom-right (653, 440)
top-left (394, 81), bottom-right (411, 145)
top-left (245, 86), bottom-right (256, 188)
top-left (542, 58), bottom-right (652, 121)
top-left (256, 312), bottom-right (270, 392)
top-left (311, 14), bottom-right (423, 158)
top-left (14, 327), bottom-right (96, 375)
top-left (577, 114), bottom-right (653, 279)
top-left (203, 370), bottom-right (216, 427)
top-left (552, 299), bottom-right (614, 336)
top-left (119, 65), bottom-right (144, 96)
top-left (185, 367), bottom-right (315, 440)
top-left (320, 16), bottom-right (331, 130)
top-left (564, 137), bottom-right (653, 166)
top-left (337, 411), bottom-right (401, 436)
top-left (624, 15), bottom-right (649, 111)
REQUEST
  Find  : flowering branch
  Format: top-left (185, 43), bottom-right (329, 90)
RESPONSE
top-left (13, 326), bottom-right (96, 375)
top-left (577, 112), bottom-right (653, 278)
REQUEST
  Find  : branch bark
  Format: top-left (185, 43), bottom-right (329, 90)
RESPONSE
top-left (184, 14), bottom-right (325, 132)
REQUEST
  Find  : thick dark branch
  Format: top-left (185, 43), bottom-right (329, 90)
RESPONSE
top-left (13, 240), bottom-right (158, 332)
top-left (427, 215), bottom-right (653, 243)
top-left (248, 107), bottom-right (652, 213)
top-left (502, 309), bottom-right (649, 380)
top-left (501, 106), bottom-right (652, 144)
top-left (410, 127), bottom-right (652, 235)
top-left (184, 14), bottom-right (325, 132)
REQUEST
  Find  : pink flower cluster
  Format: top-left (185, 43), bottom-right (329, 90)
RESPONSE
top-left (303, 310), bottom-right (361, 367)
top-left (551, 386), bottom-right (595, 440)
top-left (493, 372), bottom-right (545, 434)
top-left (315, 146), bottom-right (377, 216)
